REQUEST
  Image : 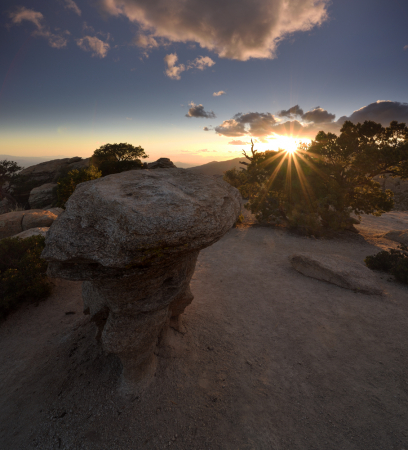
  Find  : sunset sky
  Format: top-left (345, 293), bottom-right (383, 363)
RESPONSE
top-left (1, 0), bottom-right (408, 164)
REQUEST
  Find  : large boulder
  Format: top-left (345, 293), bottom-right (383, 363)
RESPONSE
top-left (19, 157), bottom-right (90, 185)
top-left (290, 253), bottom-right (382, 295)
top-left (0, 208), bottom-right (63, 239)
top-left (0, 198), bottom-right (12, 215)
top-left (147, 158), bottom-right (176, 169)
top-left (383, 230), bottom-right (408, 247)
top-left (28, 183), bottom-right (58, 209)
top-left (42, 168), bottom-right (241, 392)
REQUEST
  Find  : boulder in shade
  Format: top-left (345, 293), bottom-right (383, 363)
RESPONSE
top-left (28, 183), bottom-right (58, 209)
top-left (42, 168), bottom-right (241, 392)
top-left (383, 230), bottom-right (408, 247)
top-left (290, 252), bottom-right (382, 295)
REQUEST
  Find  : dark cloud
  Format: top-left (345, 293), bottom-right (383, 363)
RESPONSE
top-left (234, 112), bottom-right (277, 136)
top-left (215, 119), bottom-right (246, 136)
top-left (186, 102), bottom-right (216, 119)
top-left (338, 101), bottom-right (408, 126)
top-left (302, 107), bottom-right (335, 123)
top-left (203, 127), bottom-right (210, 131)
top-left (102, 0), bottom-right (329, 61)
top-left (278, 105), bottom-right (304, 117)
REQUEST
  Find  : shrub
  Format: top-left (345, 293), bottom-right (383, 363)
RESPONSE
top-left (92, 142), bottom-right (148, 176)
top-left (56, 165), bottom-right (102, 208)
top-left (224, 121), bottom-right (408, 235)
top-left (0, 235), bottom-right (51, 318)
top-left (365, 244), bottom-right (408, 284)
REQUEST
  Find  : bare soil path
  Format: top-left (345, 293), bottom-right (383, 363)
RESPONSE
top-left (1, 213), bottom-right (408, 450)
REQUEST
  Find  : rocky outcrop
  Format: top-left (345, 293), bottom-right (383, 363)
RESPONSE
top-left (374, 174), bottom-right (408, 211)
top-left (28, 183), bottom-right (58, 209)
top-left (383, 230), bottom-right (408, 247)
top-left (147, 158), bottom-right (177, 169)
top-left (0, 198), bottom-right (12, 215)
top-left (0, 208), bottom-right (63, 239)
top-left (14, 227), bottom-right (49, 239)
top-left (290, 253), bottom-right (382, 295)
top-left (19, 157), bottom-right (90, 185)
top-left (42, 168), bottom-right (241, 392)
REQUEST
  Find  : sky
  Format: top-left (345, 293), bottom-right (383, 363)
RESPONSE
top-left (1, 0), bottom-right (408, 165)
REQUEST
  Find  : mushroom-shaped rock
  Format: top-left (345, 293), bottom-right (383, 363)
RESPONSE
top-left (42, 168), bottom-right (241, 391)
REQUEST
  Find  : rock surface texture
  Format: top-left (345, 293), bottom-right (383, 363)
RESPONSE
top-left (42, 168), bottom-right (241, 391)
top-left (290, 252), bottom-right (382, 295)
top-left (0, 208), bottom-right (63, 239)
top-left (14, 227), bottom-right (49, 239)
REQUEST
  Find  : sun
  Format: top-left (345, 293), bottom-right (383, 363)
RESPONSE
top-left (271, 135), bottom-right (300, 154)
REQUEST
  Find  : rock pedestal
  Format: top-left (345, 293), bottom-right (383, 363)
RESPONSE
top-left (42, 168), bottom-right (241, 391)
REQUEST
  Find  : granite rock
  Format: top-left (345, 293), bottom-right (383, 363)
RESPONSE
top-left (42, 168), bottom-right (241, 392)
top-left (290, 252), bottom-right (382, 295)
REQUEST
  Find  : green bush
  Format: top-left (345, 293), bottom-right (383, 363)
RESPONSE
top-left (365, 244), bottom-right (408, 284)
top-left (0, 235), bottom-right (51, 318)
top-left (92, 142), bottom-right (148, 176)
top-left (56, 165), bottom-right (102, 208)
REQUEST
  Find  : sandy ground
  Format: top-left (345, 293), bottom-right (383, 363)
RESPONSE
top-left (1, 212), bottom-right (408, 450)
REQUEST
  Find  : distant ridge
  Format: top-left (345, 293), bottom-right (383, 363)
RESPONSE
top-left (0, 155), bottom-right (67, 169)
top-left (187, 157), bottom-right (244, 176)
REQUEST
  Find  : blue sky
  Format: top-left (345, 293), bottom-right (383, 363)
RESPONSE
top-left (1, 0), bottom-right (408, 164)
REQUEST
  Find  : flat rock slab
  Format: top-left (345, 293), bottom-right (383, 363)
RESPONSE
top-left (290, 252), bottom-right (382, 295)
top-left (14, 227), bottom-right (49, 239)
top-left (383, 230), bottom-right (408, 246)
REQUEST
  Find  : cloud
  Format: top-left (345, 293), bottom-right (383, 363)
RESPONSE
top-left (164, 53), bottom-right (185, 79)
top-left (214, 119), bottom-right (247, 136)
top-left (101, 0), bottom-right (329, 61)
top-left (187, 56), bottom-right (215, 70)
top-left (404, 45), bottom-right (408, 51)
top-left (338, 100), bottom-right (408, 126)
top-left (9, 7), bottom-right (68, 48)
top-left (203, 127), bottom-right (211, 131)
top-left (164, 53), bottom-right (214, 79)
top-left (186, 102), bottom-right (216, 118)
top-left (136, 34), bottom-right (159, 50)
top-left (213, 91), bottom-right (226, 97)
top-left (64, 0), bottom-right (81, 16)
top-left (76, 36), bottom-right (110, 58)
top-left (278, 105), bottom-right (304, 117)
top-left (302, 107), bottom-right (335, 123)
top-left (279, 104), bottom-right (334, 122)
top-left (234, 112), bottom-right (277, 136)
top-left (228, 140), bottom-right (250, 145)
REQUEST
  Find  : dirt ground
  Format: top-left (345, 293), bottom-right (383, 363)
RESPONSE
top-left (1, 212), bottom-right (408, 450)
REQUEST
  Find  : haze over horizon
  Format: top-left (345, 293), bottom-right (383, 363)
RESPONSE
top-left (1, 0), bottom-right (407, 164)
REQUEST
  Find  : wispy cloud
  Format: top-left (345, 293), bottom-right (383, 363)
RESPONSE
top-left (404, 45), bottom-right (408, 51)
top-left (213, 91), bottom-right (226, 97)
top-left (76, 36), bottom-right (110, 58)
top-left (64, 0), bottom-right (81, 16)
top-left (186, 102), bottom-right (216, 118)
top-left (228, 140), bottom-right (250, 145)
top-left (101, 0), bottom-right (329, 61)
top-left (9, 7), bottom-right (68, 48)
top-left (164, 53), bottom-right (215, 79)
top-left (187, 56), bottom-right (215, 70)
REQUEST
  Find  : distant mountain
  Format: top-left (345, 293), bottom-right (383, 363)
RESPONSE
top-left (173, 161), bottom-right (197, 168)
top-left (0, 155), bottom-right (67, 169)
top-left (186, 157), bottom-right (245, 176)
